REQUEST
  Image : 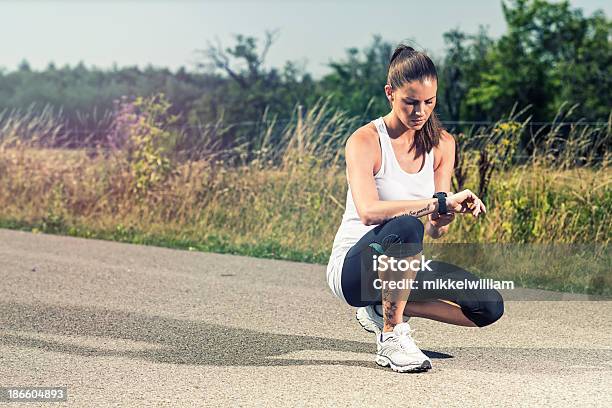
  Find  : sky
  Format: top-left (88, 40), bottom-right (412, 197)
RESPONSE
top-left (0, 0), bottom-right (609, 79)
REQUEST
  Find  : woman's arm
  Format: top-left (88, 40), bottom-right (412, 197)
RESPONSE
top-left (426, 130), bottom-right (456, 239)
top-left (346, 128), bottom-right (440, 226)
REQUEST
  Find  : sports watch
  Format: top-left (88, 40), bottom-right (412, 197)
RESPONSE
top-left (433, 192), bottom-right (448, 215)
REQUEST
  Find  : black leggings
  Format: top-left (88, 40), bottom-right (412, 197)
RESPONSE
top-left (340, 214), bottom-right (504, 327)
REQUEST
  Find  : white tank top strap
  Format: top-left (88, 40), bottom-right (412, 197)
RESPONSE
top-left (373, 117), bottom-right (388, 178)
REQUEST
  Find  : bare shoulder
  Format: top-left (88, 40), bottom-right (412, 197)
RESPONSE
top-left (440, 129), bottom-right (456, 146)
top-left (345, 122), bottom-right (380, 175)
top-left (433, 129), bottom-right (456, 170)
top-left (435, 129), bottom-right (456, 153)
top-left (346, 122), bottom-right (379, 150)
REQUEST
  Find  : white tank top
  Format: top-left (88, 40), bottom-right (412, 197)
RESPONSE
top-left (326, 116), bottom-right (436, 302)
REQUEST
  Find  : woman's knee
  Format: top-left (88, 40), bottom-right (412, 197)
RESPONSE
top-left (385, 214), bottom-right (424, 243)
top-left (375, 215), bottom-right (424, 258)
top-left (474, 291), bottom-right (505, 327)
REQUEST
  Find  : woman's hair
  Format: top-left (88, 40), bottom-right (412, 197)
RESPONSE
top-left (387, 44), bottom-right (443, 159)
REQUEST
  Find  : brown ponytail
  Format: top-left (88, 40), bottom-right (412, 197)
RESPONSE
top-left (387, 44), bottom-right (443, 160)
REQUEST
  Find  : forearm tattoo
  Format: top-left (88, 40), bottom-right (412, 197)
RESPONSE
top-left (407, 203), bottom-right (432, 217)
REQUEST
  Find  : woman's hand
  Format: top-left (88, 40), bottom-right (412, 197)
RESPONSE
top-left (428, 211), bottom-right (455, 228)
top-left (426, 211), bottom-right (455, 239)
top-left (447, 189), bottom-right (486, 218)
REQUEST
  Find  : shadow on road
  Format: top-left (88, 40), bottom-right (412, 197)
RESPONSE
top-left (0, 301), bottom-right (453, 371)
top-left (3, 301), bottom-right (610, 374)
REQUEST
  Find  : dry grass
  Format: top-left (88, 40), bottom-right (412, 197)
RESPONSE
top-left (0, 99), bottom-right (609, 294)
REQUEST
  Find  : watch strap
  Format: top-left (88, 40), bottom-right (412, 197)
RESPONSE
top-left (433, 192), bottom-right (448, 215)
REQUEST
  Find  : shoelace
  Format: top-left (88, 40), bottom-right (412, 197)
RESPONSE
top-left (395, 329), bottom-right (421, 352)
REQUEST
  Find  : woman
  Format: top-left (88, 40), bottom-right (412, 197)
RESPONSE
top-left (326, 45), bottom-right (504, 373)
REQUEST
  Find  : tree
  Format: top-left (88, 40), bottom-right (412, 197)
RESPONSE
top-left (192, 30), bottom-right (318, 126)
top-left (465, 0), bottom-right (611, 122)
top-left (319, 35), bottom-right (395, 120)
top-left (555, 10), bottom-right (611, 121)
top-left (439, 26), bottom-right (494, 123)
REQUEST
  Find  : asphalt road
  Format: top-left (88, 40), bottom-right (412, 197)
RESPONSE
top-left (1, 228), bottom-right (611, 407)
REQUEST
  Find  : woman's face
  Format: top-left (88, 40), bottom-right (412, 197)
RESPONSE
top-left (385, 78), bottom-right (437, 130)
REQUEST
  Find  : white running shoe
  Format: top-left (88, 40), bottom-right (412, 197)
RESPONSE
top-left (375, 322), bottom-right (431, 373)
top-left (355, 304), bottom-right (410, 335)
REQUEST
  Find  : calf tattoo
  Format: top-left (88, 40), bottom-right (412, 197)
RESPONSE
top-left (382, 286), bottom-right (400, 324)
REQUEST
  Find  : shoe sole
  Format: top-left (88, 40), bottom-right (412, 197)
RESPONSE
top-left (375, 355), bottom-right (432, 373)
top-left (355, 308), bottom-right (382, 334)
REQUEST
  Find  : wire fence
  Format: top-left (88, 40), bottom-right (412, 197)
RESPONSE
top-left (1, 116), bottom-right (609, 167)
top-left (0, 119), bottom-right (608, 136)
